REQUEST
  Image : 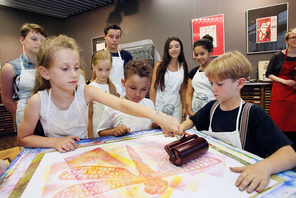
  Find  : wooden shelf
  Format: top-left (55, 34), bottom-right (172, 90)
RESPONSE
top-left (0, 89), bottom-right (16, 135)
top-left (241, 82), bottom-right (272, 114)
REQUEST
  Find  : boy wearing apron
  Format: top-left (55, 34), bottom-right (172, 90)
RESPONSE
top-left (0, 23), bottom-right (46, 130)
top-left (180, 51), bottom-right (295, 194)
top-left (104, 24), bottom-right (132, 97)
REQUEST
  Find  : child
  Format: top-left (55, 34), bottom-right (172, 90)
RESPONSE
top-left (0, 23), bottom-right (47, 130)
top-left (97, 60), bottom-right (155, 137)
top-left (186, 35), bottom-right (215, 116)
top-left (150, 36), bottom-right (188, 123)
top-left (180, 51), bottom-right (296, 193)
top-left (17, 35), bottom-right (181, 153)
top-left (101, 24), bottom-right (133, 96)
top-left (88, 50), bottom-right (119, 138)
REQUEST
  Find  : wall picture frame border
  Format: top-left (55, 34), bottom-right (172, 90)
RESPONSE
top-left (191, 14), bottom-right (225, 57)
top-left (246, 3), bottom-right (288, 54)
top-left (91, 36), bottom-right (105, 53)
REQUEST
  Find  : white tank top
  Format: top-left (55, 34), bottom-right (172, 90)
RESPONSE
top-left (39, 84), bottom-right (88, 138)
top-left (89, 82), bottom-right (110, 137)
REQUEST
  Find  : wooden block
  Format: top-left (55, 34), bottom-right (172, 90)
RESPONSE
top-left (0, 147), bottom-right (21, 162)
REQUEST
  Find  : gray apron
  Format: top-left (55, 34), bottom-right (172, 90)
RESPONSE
top-left (155, 63), bottom-right (184, 122)
top-left (15, 57), bottom-right (36, 130)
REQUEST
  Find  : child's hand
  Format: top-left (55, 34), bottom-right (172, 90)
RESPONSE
top-left (114, 124), bottom-right (130, 136)
top-left (156, 112), bottom-right (182, 137)
top-left (230, 162), bottom-right (270, 193)
top-left (54, 136), bottom-right (80, 153)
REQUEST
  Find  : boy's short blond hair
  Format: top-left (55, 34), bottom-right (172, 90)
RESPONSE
top-left (205, 50), bottom-right (253, 81)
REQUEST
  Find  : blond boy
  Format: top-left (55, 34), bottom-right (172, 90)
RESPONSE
top-left (180, 51), bottom-right (296, 193)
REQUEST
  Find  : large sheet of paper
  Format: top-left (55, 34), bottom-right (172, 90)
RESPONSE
top-left (20, 133), bottom-right (277, 198)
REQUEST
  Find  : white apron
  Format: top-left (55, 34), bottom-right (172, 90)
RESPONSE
top-left (78, 73), bottom-right (86, 85)
top-left (202, 99), bottom-right (243, 148)
top-left (15, 57), bottom-right (36, 130)
top-left (116, 113), bottom-right (152, 132)
top-left (40, 86), bottom-right (88, 139)
top-left (89, 82), bottom-right (109, 137)
top-left (109, 50), bottom-right (125, 97)
top-left (155, 63), bottom-right (184, 122)
top-left (191, 69), bottom-right (215, 113)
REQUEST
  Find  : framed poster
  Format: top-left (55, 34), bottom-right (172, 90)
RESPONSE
top-left (191, 14), bottom-right (225, 57)
top-left (91, 36), bottom-right (105, 53)
top-left (246, 3), bottom-right (288, 54)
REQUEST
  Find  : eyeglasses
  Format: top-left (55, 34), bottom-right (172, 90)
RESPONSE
top-left (288, 36), bottom-right (296, 40)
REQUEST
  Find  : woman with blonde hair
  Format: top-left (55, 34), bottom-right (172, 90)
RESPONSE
top-left (266, 28), bottom-right (296, 143)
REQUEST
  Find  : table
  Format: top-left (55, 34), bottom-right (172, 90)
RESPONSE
top-left (0, 129), bottom-right (295, 198)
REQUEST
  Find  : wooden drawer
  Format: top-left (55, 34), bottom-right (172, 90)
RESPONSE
top-left (241, 83), bottom-right (272, 114)
top-left (0, 90), bottom-right (16, 136)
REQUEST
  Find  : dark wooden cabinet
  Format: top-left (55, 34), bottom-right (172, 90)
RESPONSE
top-left (241, 82), bottom-right (272, 114)
top-left (0, 89), bottom-right (16, 136)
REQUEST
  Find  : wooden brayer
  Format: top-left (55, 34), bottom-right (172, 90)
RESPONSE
top-left (164, 134), bottom-right (209, 166)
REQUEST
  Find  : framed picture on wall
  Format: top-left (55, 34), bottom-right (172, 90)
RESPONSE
top-left (191, 14), bottom-right (225, 57)
top-left (91, 36), bottom-right (105, 53)
top-left (246, 3), bottom-right (288, 54)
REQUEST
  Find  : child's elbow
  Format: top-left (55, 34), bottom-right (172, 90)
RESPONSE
top-left (16, 136), bottom-right (24, 146)
top-left (16, 130), bottom-right (28, 147)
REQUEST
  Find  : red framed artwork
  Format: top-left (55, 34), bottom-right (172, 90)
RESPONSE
top-left (191, 14), bottom-right (225, 57)
top-left (256, 16), bottom-right (277, 43)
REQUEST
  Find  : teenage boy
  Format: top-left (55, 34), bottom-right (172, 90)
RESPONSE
top-left (103, 23), bottom-right (132, 96)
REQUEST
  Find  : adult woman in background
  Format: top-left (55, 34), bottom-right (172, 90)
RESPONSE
top-left (186, 35), bottom-right (215, 117)
top-left (0, 23), bottom-right (46, 130)
top-left (150, 36), bottom-right (188, 122)
top-left (266, 28), bottom-right (296, 143)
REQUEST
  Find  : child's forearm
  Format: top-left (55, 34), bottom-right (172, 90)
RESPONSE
top-left (258, 145), bottom-right (296, 175)
top-left (18, 135), bottom-right (61, 148)
top-left (180, 119), bottom-right (194, 132)
top-left (88, 86), bottom-right (181, 136)
top-left (98, 129), bottom-right (116, 137)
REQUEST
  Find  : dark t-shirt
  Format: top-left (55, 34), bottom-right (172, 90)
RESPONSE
top-left (188, 66), bottom-right (200, 79)
top-left (110, 49), bottom-right (133, 67)
top-left (189, 100), bottom-right (293, 158)
top-left (266, 51), bottom-right (296, 77)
